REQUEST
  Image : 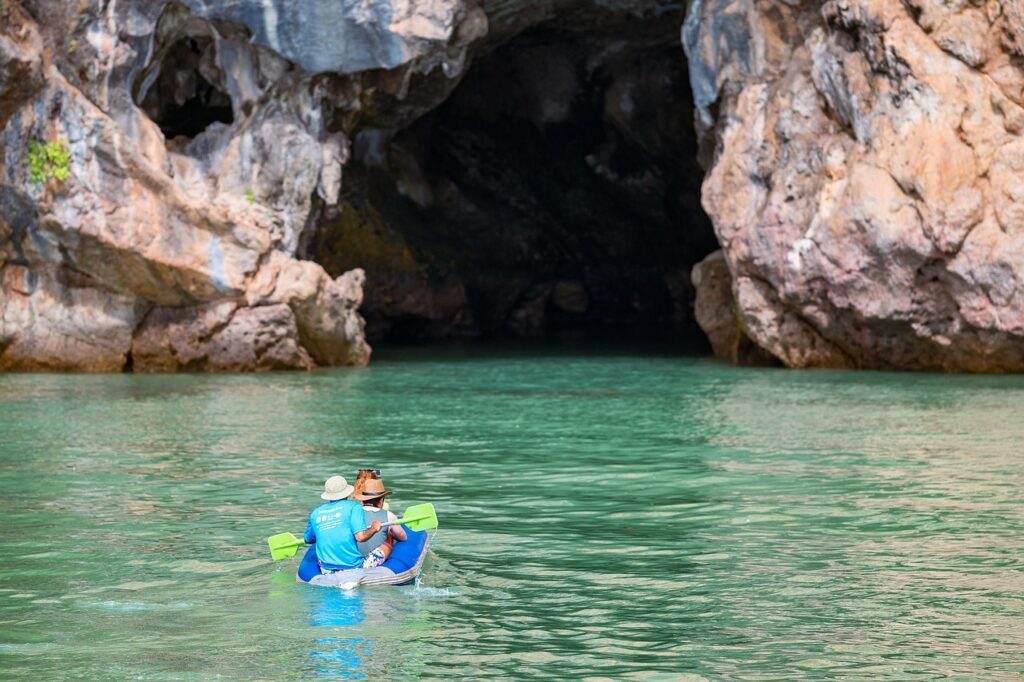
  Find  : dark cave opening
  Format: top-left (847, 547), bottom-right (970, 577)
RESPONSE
top-left (134, 35), bottom-right (234, 141)
top-left (312, 13), bottom-right (719, 346)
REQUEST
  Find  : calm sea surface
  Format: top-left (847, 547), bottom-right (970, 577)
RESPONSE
top-left (1, 347), bottom-right (1023, 680)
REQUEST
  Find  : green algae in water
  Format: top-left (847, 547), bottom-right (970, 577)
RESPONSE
top-left (1, 349), bottom-right (1023, 679)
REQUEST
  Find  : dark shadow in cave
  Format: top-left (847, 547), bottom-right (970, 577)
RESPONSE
top-left (311, 12), bottom-right (718, 346)
top-left (134, 35), bottom-right (234, 141)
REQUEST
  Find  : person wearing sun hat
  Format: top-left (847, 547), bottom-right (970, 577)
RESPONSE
top-left (303, 476), bottom-right (383, 573)
top-left (355, 477), bottom-right (408, 568)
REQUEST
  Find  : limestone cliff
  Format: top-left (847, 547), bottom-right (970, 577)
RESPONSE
top-left (0, 0), bottom-right (490, 370)
top-left (6, 0), bottom-right (1024, 372)
top-left (1, 0), bottom-right (715, 369)
top-left (688, 0), bottom-right (1024, 371)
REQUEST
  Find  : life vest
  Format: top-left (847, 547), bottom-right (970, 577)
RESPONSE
top-left (357, 507), bottom-right (390, 555)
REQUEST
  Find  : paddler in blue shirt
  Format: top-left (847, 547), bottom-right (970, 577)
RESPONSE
top-left (304, 476), bottom-right (383, 573)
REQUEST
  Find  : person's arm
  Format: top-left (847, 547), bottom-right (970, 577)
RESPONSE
top-left (303, 513), bottom-right (316, 544)
top-left (387, 511), bottom-right (407, 542)
top-left (354, 520), bottom-right (383, 543)
top-left (351, 504), bottom-right (382, 543)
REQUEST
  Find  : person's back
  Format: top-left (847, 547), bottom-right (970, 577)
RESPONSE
top-left (305, 499), bottom-right (366, 571)
top-left (303, 476), bottom-right (381, 573)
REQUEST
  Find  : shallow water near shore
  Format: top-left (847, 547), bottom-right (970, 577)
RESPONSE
top-left (1, 346), bottom-right (1023, 680)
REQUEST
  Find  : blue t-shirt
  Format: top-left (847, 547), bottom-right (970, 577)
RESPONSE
top-left (303, 500), bottom-right (368, 571)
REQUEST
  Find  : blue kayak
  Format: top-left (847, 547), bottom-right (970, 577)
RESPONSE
top-left (296, 528), bottom-right (429, 587)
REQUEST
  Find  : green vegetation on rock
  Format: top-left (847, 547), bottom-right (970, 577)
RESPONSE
top-left (27, 139), bottom-right (71, 186)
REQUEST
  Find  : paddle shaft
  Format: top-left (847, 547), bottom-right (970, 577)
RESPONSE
top-left (380, 514), bottom-right (428, 529)
top-left (280, 520), bottom-right (410, 542)
top-left (284, 522), bottom-right (401, 543)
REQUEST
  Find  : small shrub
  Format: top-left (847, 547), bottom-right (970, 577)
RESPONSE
top-left (67, 38), bottom-right (78, 55)
top-left (244, 189), bottom-right (256, 204)
top-left (27, 139), bottom-right (71, 186)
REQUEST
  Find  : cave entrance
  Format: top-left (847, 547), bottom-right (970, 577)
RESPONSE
top-left (312, 9), bottom-right (718, 345)
top-left (134, 33), bottom-right (234, 143)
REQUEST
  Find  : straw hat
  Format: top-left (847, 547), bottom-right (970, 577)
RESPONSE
top-left (354, 478), bottom-right (392, 501)
top-left (321, 476), bottom-right (355, 501)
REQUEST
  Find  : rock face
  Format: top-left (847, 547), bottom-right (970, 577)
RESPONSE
top-left (8, 0), bottom-right (1024, 372)
top-left (691, 250), bottom-right (778, 366)
top-left (0, 0), bottom-right (492, 370)
top-left (687, 0), bottom-right (1024, 371)
top-left (0, 0), bottom-right (718, 371)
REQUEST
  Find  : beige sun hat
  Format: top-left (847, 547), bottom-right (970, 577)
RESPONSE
top-left (354, 478), bottom-right (392, 501)
top-left (320, 475), bottom-right (355, 501)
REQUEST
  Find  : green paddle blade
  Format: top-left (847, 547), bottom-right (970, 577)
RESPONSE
top-left (395, 503), bottom-right (438, 532)
top-left (267, 532), bottom-right (304, 560)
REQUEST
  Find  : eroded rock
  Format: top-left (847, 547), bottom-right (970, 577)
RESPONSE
top-left (0, 264), bottom-right (139, 372)
top-left (9, 0), bottom-right (1024, 372)
top-left (0, 3), bottom-right (44, 129)
top-left (1, 0), bottom-right (490, 370)
top-left (688, 0), bottom-right (1024, 371)
top-left (132, 301), bottom-right (315, 372)
top-left (691, 251), bottom-right (778, 366)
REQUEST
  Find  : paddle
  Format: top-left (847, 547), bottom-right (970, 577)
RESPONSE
top-left (266, 503), bottom-right (439, 560)
top-left (267, 532), bottom-right (305, 560)
top-left (381, 503), bottom-right (438, 532)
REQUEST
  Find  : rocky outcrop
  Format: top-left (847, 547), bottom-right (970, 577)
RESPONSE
top-left (2, 0), bottom-right (719, 369)
top-left (131, 302), bottom-right (315, 372)
top-left (0, 4), bottom-right (43, 129)
top-left (0, 0), bottom-right (488, 371)
top-left (691, 250), bottom-right (778, 366)
top-left (687, 0), bottom-right (1024, 371)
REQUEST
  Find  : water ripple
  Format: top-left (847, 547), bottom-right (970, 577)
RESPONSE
top-left (1, 353), bottom-right (1023, 679)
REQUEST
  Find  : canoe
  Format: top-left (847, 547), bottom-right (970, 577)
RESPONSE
top-left (296, 528), bottom-right (430, 587)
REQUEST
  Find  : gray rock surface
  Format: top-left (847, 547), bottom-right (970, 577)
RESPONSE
top-left (1, 0), bottom-right (710, 369)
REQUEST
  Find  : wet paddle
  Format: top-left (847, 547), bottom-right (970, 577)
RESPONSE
top-left (267, 503), bottom-right (439, 560)
top-left (267, 532), bottom-right (305, 560)
top-left (381, 503), bottom-right (438, 532)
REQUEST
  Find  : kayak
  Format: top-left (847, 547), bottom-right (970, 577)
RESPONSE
top-left (296, 528), bottom-right (430, 587)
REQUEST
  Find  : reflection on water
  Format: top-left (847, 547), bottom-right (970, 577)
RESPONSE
top-left (1, 350), bottom-right (1023, 679)
top-left (304, 589), bottom-right (366, 680)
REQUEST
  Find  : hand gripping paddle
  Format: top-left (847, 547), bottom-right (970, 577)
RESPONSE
top-left (267, 503), bottom-right (439, 560)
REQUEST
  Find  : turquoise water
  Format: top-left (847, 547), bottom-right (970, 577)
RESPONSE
top-left (1, 348), bottom-right (1023, 680)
